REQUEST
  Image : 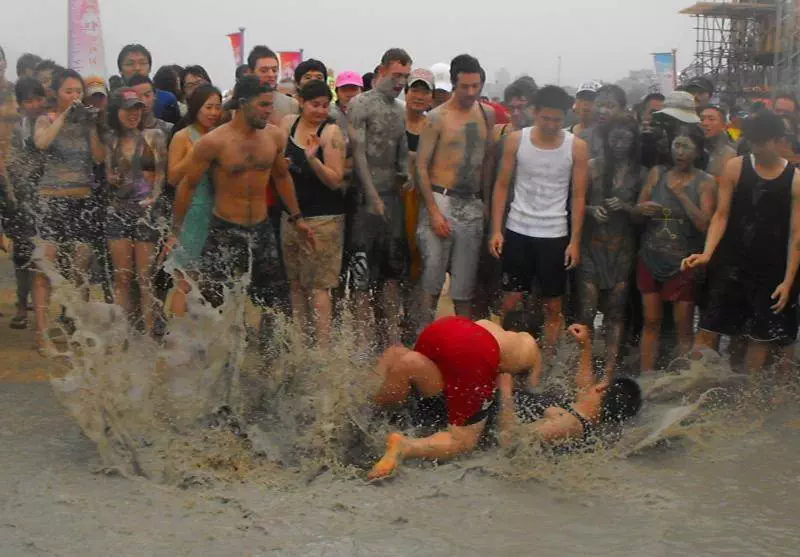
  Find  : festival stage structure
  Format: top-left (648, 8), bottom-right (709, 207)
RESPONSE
top-left (681, 0), bottom-right (800, 102)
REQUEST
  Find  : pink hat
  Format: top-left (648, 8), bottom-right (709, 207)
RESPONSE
top-left (335, 71), bottom-right (364, 89)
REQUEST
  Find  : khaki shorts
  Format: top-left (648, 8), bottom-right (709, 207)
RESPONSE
top-left (281, 214), bottom-right (345, 290)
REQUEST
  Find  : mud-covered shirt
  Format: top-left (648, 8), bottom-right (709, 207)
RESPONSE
top-left (347, 89), bottom-right (408, 196)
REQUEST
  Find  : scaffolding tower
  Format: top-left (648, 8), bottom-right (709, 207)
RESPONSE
top-left (771, 0), bottom-right (800, 94)
top-left (681, 1), bottom-right (777, 103)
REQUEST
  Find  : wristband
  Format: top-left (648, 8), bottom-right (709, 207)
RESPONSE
top-left (287, 212), bottom-right (303, 224)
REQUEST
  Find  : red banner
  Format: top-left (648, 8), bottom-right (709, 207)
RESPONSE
top-left (278, 51), bottom-right (303, 81)
top-left (227, 30), bottom-right (245, 67)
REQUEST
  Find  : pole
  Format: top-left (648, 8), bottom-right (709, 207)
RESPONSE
top-left (239, 27), bottom-right (246, 62)
top-left (557, 56), bottom-right (562, 86)
top-left (672, 48), bottom-right (678, 89)
top-left (772, 0), bottom-right (785, 102)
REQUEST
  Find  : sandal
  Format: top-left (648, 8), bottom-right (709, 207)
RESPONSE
top-left (10, 316), bottom-right (28, 330)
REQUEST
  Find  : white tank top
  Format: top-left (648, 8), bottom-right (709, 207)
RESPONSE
top-left (506, 127), bottom-right (574, 238)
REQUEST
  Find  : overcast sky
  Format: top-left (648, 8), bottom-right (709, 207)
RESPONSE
top-left (2, 0), bottom-right (697, 90)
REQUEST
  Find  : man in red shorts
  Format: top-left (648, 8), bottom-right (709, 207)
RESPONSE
top-left (367, 316), bottom-right (541, 479)
top-left (367, 319), bottom-right (642, 480)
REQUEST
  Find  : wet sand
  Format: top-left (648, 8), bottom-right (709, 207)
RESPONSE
top-left (1, 252), bottom-right (799, 556)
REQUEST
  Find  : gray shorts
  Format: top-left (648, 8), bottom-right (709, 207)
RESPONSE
top-left (417, 192), bottom-right (484, 301)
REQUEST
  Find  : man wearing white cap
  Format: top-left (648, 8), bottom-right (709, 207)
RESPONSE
top-left (430, 62), bottom-right (451, 109)
top-left (569, 80), bottom-right (601, 137)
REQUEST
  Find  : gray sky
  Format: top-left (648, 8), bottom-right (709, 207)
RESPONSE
top-left (2, 0), bottom-right (697, 90)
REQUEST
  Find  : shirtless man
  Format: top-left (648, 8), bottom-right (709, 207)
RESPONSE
top-left (347, 48), bottom-right (412, 347)
top-left (246, 45), bottom-right (299, 125)
top-left (367, 320), bottom-right (641, 480)
top-left (173, 76), bottom-right (314, 307)
top-left (416, 54), bottom-right (496, 323)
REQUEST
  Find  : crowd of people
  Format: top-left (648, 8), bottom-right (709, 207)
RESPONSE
top-left (1, 42), bottom-right (799, 475)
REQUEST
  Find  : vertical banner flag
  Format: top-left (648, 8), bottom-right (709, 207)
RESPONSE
top-left (227, 29), bottom-right (245, 67)
top-left (68, 0), bottom-right (106, 78)
top-left (653, 52), bottom-right (676, 94)
top-left (279, 51), bottom-right (304, 81)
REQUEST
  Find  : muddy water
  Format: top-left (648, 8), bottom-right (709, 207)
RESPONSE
top-left (1, 254), bottom-right (799, 556)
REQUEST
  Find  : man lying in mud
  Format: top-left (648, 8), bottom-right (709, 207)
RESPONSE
top-left (367, 318), bottom-right (642, 480)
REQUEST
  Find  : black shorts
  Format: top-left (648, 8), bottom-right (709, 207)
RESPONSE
top-left (699, 267), bottom-right (799, 345)
top-left (38, 196), bottom-right (100, 245)
top-left (105, 201), bottom-right (161, 243)
top-left (349, 195), bottom-right (409, 291)
top-left (200, 215), bottom-right (285, 308)
top-left (501, 230), bottom-right (568, 298)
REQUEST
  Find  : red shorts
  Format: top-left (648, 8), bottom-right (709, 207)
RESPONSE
top-left (414, 316), bottom-right (501, 427)
top-left (636, 259), bottom-right (694, 303)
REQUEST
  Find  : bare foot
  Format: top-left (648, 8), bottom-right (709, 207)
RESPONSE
top-left (367, 432), bottom-right (406, 481)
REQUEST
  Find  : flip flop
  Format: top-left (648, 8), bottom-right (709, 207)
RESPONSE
top-left (10, 316), bottom-right (28, 330)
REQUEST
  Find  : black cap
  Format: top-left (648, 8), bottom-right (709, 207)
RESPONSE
top-left (223, 75), bottom-right (273, 110)
top-left (685, 76), bottom-right (714, 95)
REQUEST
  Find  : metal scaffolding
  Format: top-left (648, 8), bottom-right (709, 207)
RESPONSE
top-left (771, 0), bottom-right (800, 95)
top-left (680, 1), bottom-right (778, 103)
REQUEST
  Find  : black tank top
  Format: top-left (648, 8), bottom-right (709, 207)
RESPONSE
top-left (285, 117), bottom-right (345, 217)
top-left (406, 130), bottom-right (420, 153)
top-left (720, 155), bottom-right (795, 283)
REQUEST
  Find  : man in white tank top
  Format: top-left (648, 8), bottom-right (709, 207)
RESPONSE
top-left (488, 86), bottom-right (589, 385)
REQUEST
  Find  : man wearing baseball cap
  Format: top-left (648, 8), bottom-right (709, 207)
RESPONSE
top-left (404, 68), bottom-right (435, 284)
top-left (430, 62), bottom-right (451, 109)
top-left (569, 80), bottom-right (601, 136)
top-left (84, 76), bottom-right (108, 111)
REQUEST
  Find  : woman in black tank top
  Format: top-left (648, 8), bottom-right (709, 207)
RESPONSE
top-left (279, 80), bottom-right (347, 345)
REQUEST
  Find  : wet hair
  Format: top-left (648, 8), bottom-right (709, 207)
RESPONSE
top-left (117, 44), bottom-right (152, 72)
top-left (600, 115), bottom-right (641, 197)
top-left (449, 54), bottom-right (482, 86)
top-left (294, 59), bottom-right (327, 85)
top-left (15, 77), bottom-right (46, 103)
top-left (362, 72), bottom-right (374, 92)
top-left (51, 68), bottom-right (85, 95)
top-left (228, 75), bottom-right (272, 109)
top-left (181, 65), bottom-right (211, 90)
top-left (743, 110), bottom-right (787, 144)
top-left (247, 45), bottom-right (278, 71)
top-left (380, 48), bottom-right (412, 68)
top-left (534, 85), bottom-right (572, 112)
top-left (642, 92), bottom-right (664, 107)
top-left (153, 65), bottom-right (180, 96)
top-left (298, 79), bottom-right (332, 102)
top-left (669, 123), bottom-right (708, 169)
top-left (501, 310), bottom-right (536, 336)
top-left (601, 377), bottom-right (642, 424)
top-left (16, 53), bottom-right (42, 78)
top-left (34, 59), bottom-right (60, 75)
top-left (235, 64), bottom-right (249, 82)
top-left (127, 74), bottom-right (154, 89)
top-left (186, 84), bottom-right (222, 125)
top-left (775, 93), bottom-right (799, 113)
top-left (503, 77), bottom-right (538, 105)
top-left (596, 84), bottom-right (627, 109)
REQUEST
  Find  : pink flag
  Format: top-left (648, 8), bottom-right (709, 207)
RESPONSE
top-left (68, 0), bottom-right (106, 77)
top-left (227, 30), bottom-right (245, 67)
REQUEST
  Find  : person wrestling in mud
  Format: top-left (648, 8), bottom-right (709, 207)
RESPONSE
top-left (367, 319), bottom-right (642, 480)
top-left (172, 76), bottom-right (315, 307)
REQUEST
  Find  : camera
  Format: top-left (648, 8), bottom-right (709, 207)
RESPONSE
top-left (69, 102), bottom-right (100, 123)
